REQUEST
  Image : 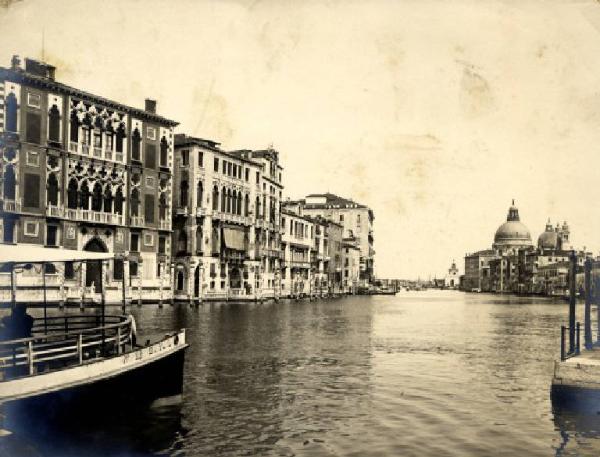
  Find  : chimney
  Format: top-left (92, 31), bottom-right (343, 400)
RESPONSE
top-left (11, 55), bottom-right (21, 71)
top-left (145, 99), bottom-right (157, 114)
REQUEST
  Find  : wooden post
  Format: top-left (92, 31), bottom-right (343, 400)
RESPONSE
top-left (585, 258), bottom-right (593, 350)
top-left (42, 262), bottom-right (48, 334)
top-left (569, 251), bottom-right (577, 354)
top-left (27, 340), bottom-right (34, 375)
top-left (101, 260), bottom-right (106, 354)
top-left (116, 325), bottom-right (122, 355)
top-left (77, 333), bottom-right (83, 364)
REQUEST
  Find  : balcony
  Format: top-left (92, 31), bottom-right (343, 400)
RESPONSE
top-left (46, 204), bottom-right (64, 218)
top-left (195, 207), bottom-right (207, 217)
top-left (176, 206), bottom-right (188, 216)
top-left (81, 144), bottom-right (90, 155)
top-left (130, 215), bottom-right (145, 227)
top-left (69, 141), bottom-right (78, 153)
top-left (115, 152), bottom-right (124, 163)
top-left (64, 208), bottom-right (124, 225)
top-left (105, 149), bottom-right (113, 161)
top-left (93, 147), bottom-right (102, 158)
top-left (3, 199), bottom-right (22, 213)
top-left (159, 219), bottom-right (171, 230)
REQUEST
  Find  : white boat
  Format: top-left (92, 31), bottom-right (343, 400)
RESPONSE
top-left (0, 245), bottom-right (187, 424)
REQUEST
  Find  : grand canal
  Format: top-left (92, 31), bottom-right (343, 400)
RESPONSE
top-left (3, 290), bottom-right (600, 456)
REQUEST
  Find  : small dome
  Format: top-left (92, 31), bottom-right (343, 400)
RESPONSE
top-left (538, 230), bottom-right (558, 250)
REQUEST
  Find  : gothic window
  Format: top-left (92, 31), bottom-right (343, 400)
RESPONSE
top-left (180, 180), bottom-right (188, 208)
top-left (47, 173), bottom-right (59, 206)
top-left (244, 194), bottom-right (249, 216)
top-left (115, 123), bottom-right (125, 153)
top-left (256, 196), bottom-right (261, 218)
top-left (67, 178), bottom-right (78, 209)
top-left (212, 186), bottom-right (219, 211)
top-left (178, 230), bottom-right (187, 253)
top-left (70, 110), bottom-right (79, 143)
top-left (237, 192), bottom-right (242, 216)
top-left (5, 93), bottom-right (17, 133)
top-left (48, 105), bottom-right (60, 143)
top-left (196, 181), bottom-right (203, 206)
top-left (103, 185), bottom-right (113, 213)
top-left (226, 189), bottom-right (231, 213)
top-left (114, 187), bottom-right (124, 215)
top-left (176, 270), bottom-right (184, 291)
top-left (212, 226), bottom-right (219, 254)
top-left (159, 193), bottom-right (167, 220)
top-left (131, 128), bottom-right (141, 161)
top-left (196, 226), bottom-right (203, 254)
top-left (91, 182), bottom-right (103, 211)
top-left (231, 190), bottom-right (237, 214)
top-left (160, 136), bottom-right (168, 166)
top-left (130, 188), bottom-right (140, 216)
top-left (3, 165), bottom-right (16, 200)
top-left (221, 187), bottom-right (226, 212)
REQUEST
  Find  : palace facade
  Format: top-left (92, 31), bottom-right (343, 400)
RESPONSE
top-left (0, 56), bottom-right (177, 304)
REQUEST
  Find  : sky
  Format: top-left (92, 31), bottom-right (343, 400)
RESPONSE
top-left (2, 0), bottom-right (600, 279)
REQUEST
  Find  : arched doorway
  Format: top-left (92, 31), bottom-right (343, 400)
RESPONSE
top-left (84, 238), bottom-right (107, 293)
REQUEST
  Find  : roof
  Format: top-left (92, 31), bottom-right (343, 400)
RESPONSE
top-left (465, 249), bottom-right (497, 257)
top-left (0, 65), bottom-right (178, 127)
top-left (0, 244), bottom-right (114, 263)
top-left (174, 134), bottom-right (221, 152)
top-left (304, 193), bottom-right (367, 208)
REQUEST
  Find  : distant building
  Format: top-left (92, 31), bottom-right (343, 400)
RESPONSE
top-left (444, 260), bottom-right (459, 288)
top-left (283, 193), bottom-right (375, 287)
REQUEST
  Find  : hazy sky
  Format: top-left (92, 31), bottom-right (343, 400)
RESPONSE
top-left (2, 0), bottom-right (600, 279)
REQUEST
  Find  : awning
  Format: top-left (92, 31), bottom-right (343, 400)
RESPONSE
top-left (0, 244), bottom-right (114, 264)
top-left (223, 228), bottom-right (246, 251)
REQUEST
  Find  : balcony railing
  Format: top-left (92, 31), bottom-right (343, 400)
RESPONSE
top-left (105, 149), bottom-right (113, 161)
top-left (176, 206), bottom-right (188, 216)
top-left (3, 199), bottom-right (22, 213)
top-left (69, 141), bottom-right (78, 153)
top-left (46, 204), bottom-right (63, 218)
top-left (115, 152), bottom-right (124, 163)
top-left (81, 144), bottom-right (90, 155)
top-left (130, 215), bottom-right (145, 227)
top-left (195, 207), bottom-right (206, 217)
top-left (93, 147), bottom-right (102, 158)
top-left (65, 208), bottom-right (124, 225)
top-left (159, 219), bottom-right (171, 230)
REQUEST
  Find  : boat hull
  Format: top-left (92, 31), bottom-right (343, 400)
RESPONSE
top-left (1, 331), bottom-right (187, 427)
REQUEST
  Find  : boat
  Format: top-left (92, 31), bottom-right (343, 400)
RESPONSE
top-left (0, 245), bottom-right (187, 427)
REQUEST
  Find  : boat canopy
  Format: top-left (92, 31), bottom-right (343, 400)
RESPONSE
top-left (0, 244), bottom-right (114, 264)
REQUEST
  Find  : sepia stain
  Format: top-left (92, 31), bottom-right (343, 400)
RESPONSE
top-left (458, 62), bottom-right (494, 118)
top-left (192, 85), bottom-right (233, 143)
top-left (0, 0), bottom-right (23, 9)
top-left (536, 44), bottom-right (547, 59)
top-left (257, 19), bottom-right (301, 74)
top-left (43, 51), bottom-right (75, 79)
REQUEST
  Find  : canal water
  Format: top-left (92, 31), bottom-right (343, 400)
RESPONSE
top-left (3, 290), bottom-right (600, 456)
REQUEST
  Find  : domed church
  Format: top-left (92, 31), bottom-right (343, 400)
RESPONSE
top-left (492, 200), bottom-right (533, 253)
top-left (537, 219), bottom-right (571, 253)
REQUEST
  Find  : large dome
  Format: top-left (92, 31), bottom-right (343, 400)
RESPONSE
top-left (494, 221), bottom-right (532, 245)
top-left (538, 230), bottom-right (558, 250)
top-left (492, 202), bottom-right (533, 248)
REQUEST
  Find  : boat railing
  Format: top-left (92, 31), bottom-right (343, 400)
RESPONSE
top-left (0, 315), bottom-right (133, 379)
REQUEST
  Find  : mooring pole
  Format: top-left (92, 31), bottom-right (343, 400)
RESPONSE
top-left (585, 257), bottom-right (593, 350)
top-left (42, 262), bottom-right (48, 334)
top-left (569, 251), bottom-right (577, 354)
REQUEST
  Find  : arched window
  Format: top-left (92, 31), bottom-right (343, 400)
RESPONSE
top-left (176, 270), bottom-right (184, 291)
top-left (212, 186), bottom-right (219, 211)
top-left (114, 187), bottom-right (124, 215)
top-left (212, 226), bottom-right (219, 254)
top-left (159, 193), bottom-right (167, 220)
top-left (130, 188), bottom-right (140, 216)
top-left (131, 128), bottom-right (141, 161)
top-left (5, 93), bottom-right (17, 133)
top-left (47, 173), bottom-right (59, 206)
top-left (178, 230), bottom-right (187, 253)
top-left (180, 180), bottom-right (188, 208)
top-left (256, 196), bottom-right (261, 219)
top-left (237, 192), bottom-right (243, 216)
top-left (115, 123), bottom-right (125, 153)
top-left (79, 181), bottom-right (90, 210)
top-left (91, 182), bottom-right (103, 212)
top-left (160, 136), bottom-right (168, 167)
top-left (196, 181), bottom-right (203, 207)
top-left (67, 178), bottom-right (78, 209)
top-left (70, 110), bottom-right (79, 143)
top-left (221, 187), bottom-right (226, 212)
top-left (3, 165), bottom-right (16, 200)
top-left (231, 190), bottom-right (237, 215)
top-left (226, 189), bottom-right (231, 213)
top-left (103, 185), bottom-right (113, 213)
top-left (196, 226), bottom-right (203, 253)
top-left (48, 105), bottom-right (60, 143)
top-left (245, 194), bottom-right (249, 216)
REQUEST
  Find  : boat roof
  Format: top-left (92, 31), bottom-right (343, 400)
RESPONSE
top-left (0, 244), bottom-right (114, 263)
